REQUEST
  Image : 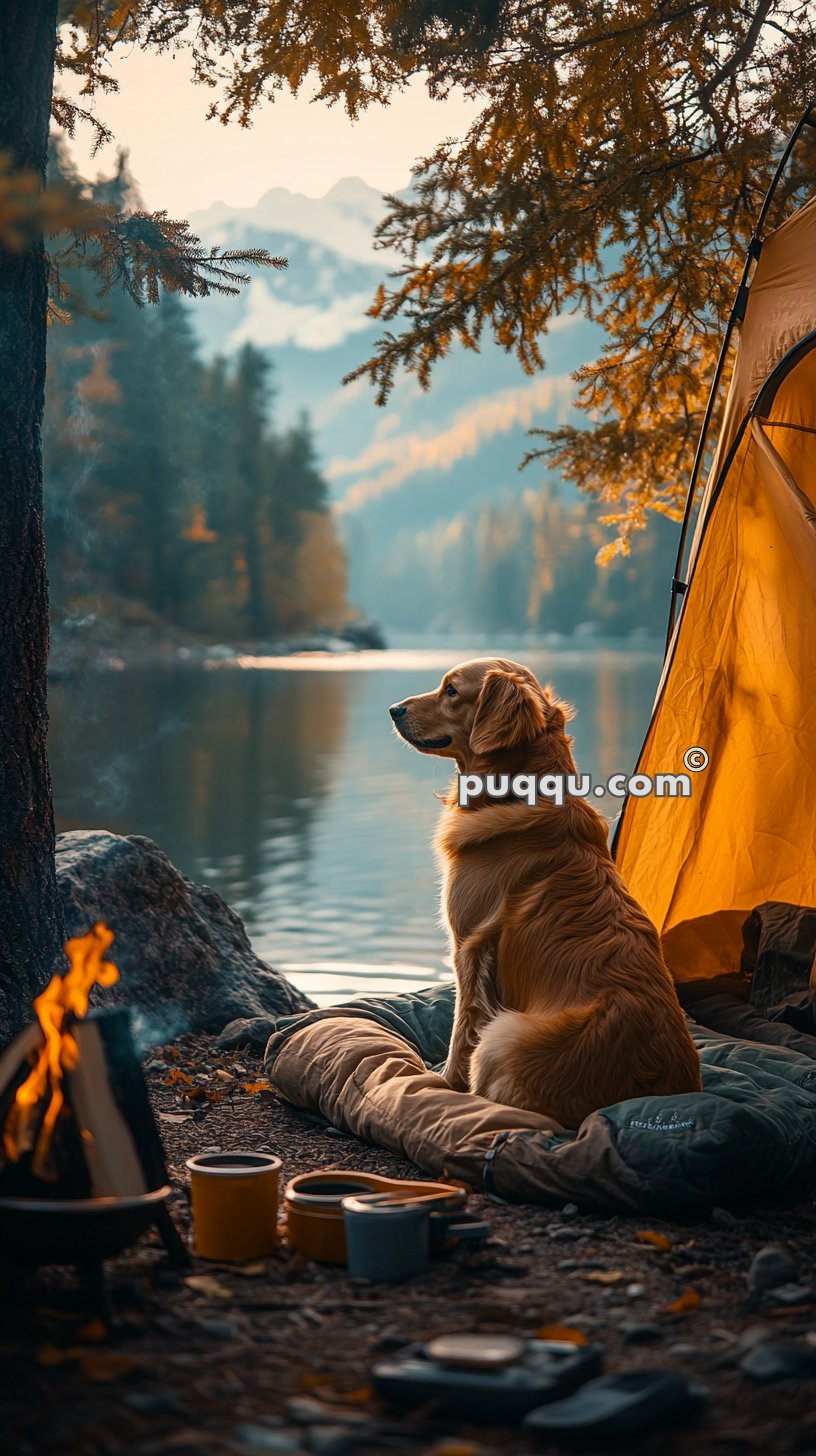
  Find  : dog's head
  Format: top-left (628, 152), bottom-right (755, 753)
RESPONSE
top-left (389, 658), bottom-right (573, 770)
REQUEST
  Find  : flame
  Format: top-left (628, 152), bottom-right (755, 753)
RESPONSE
top-left (4, 923), bottom-right (119, 1177)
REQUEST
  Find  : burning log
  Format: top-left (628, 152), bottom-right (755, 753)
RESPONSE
top-left (0, 925), bottom-right (169, 1200)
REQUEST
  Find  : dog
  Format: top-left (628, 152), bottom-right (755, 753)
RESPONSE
top-left (389, 657), bottom-right (701, 1127)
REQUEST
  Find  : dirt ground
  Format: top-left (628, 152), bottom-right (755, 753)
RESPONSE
top-left (3, 1031), bottom-right (816, 1456)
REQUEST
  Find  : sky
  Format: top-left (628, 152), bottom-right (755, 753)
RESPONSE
top-left (62, 42), bottom-right (482, 210)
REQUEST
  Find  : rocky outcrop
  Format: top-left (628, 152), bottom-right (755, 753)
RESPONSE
top-left (56, 831), bottom-right (314, 1042)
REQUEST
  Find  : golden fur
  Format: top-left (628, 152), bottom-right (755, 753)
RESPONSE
top-left (389, 658), bottom-right (701, 1128)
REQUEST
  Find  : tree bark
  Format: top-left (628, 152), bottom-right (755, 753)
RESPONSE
top-left (0, 0), bottom-right (64, 1042)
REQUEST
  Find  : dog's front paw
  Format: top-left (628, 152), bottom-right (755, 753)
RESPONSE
top-left (441, 1058), bottom-right (469, 1091)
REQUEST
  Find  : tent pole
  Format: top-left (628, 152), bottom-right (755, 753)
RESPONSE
top-left (664, 105), bottom-right (816, 658)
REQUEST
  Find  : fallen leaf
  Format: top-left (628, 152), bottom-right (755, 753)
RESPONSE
top-left (299, 1372), bottom-right (334, 1390)
top-left (536, 1327), bottom-right (585, 1345)
top-left (331, 1385), bottom-right (371, 1405)
top-left (636, 1229), bottom-right (672, 1252)
top-left (666, 1287), bottom-right (701, 1315)
top-left (80, 1352), bottom-right (139, 1383)
top-left (184, 1275), bottom-right (232, 1301)
top-left (214, 1069), bottom-right (234, 1083)
top-left (231, 1260), bottom-right (269, 1278)
top-left (158, 1112), bottom-right (192, 1124)
top-left (76, 1318), bottom-right (109, 1344)
top-left (36, 1342), bottom-right (84, 1367)
top-left (536, 1324), bottom-right (588, 1345)
top-left (583, 1270), bottom-right (627, 1285)
top-left (241, 1080), bottom-right (272, 1095)
top-left (164, 1069), bottom-right (194, 1087)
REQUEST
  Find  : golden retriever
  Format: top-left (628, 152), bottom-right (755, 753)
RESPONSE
top-left (389, 658), bottom-right (701, 1127)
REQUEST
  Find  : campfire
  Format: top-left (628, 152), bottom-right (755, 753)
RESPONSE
top-left (0, 923), bottom-right (168, 1201)
top-left (4, 924), bottom-right (119, 1179)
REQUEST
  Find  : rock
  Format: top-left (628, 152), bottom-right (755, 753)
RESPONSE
top-left (122, 1390), bottom-right (186, 1416)
top-left (234, 1429), bottom-right (304, 1454)
top-left (56, 831), bottom-right (314, 1038)
top-left (548, 1226), bottom-right (583, 1242)
top-left (561, 1203), bottom-right (579, 1220)
top-left (621, 1322), bottom-right (663, 1344)
top-left (338, 619), bottom-right (386, 651)
top-left (626, 1283), bottom-right (647, 1300)
top-left (737, 1325), bottom-right (773, 1354)
top-left (740, 1342), bottom-right (816, 1383)
top-left (308, 1428), bottom-right (367, 1456)
top-left (710, 1207), bottom-right (739, 1229)
top-left (767, 1283), bottom-right (814, 1306)
top-left (666, 1342), bottom-right (700, 1360)
top-left (747, 1244), bottom-right (799, 1294)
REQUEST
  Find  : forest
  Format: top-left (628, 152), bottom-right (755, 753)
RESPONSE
top-left (44, 146), bottom-right (349, 647)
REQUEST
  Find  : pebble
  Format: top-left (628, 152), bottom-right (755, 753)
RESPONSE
top-left (626, 1283), bottom-right (646, 1300)
top-left (122, 1390), bottom-right (185, 1416)
top-left (308, 1429), bottom-right (366, 1456)
top-left (561, 1203), bottom-right (579, 1220)
top-left (767, 1283), bottom-right (814, 1306)
top-left (737, 1325), bottom-right (773, 1354)
top-left (286, 1400), bottom-right (370, 1428)
top-left (548, 1226), bottom-right (583, 1243)
top-left (710, 1206), bottom-right (739, 1229)
top-left (748, 1243), bottom-right (798, 1293)
top-left (197, 1318), bottom-right (240, 1340)
top-left (557, 1259), bottom-right (579, 1272)
top-left (234, 1426), bottom-right (305, 1454)
top-left (620, 1322), bottom-right (662, 1345)
top-left (666, 1342), bottom-right (700, 1360)
top-left (740, 1342), bottom-right (816, 1383)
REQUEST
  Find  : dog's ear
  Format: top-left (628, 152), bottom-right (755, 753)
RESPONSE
top-left (469, 669), bottom-right (549, 756)
top-left (541, 683), bottom-right (575, 735)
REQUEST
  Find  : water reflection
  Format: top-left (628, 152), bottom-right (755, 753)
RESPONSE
top-left (49, 644), bottom-right (661, 1004)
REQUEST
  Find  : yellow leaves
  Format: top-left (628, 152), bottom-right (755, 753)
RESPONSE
top-left (636, 1229), bottom-right (672, 1252)
top-left (36, 1342), bottom-right (138, 1381)
top-left (241, 1080), bottom-right (273, 1096)
top-left (163, 1068), bottom-right (194, 1087)
top-left (666, 1287), bottom-right (701, 1316)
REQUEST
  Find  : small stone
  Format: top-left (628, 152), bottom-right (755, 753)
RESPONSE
top-left (626, 1283), bottom-right (646, 1300)
top-left (768, 1283), bottom-right (814, 1306)
top-left (122, 1390), bottom-right (185, 1416)
top-left (197, 1318), bottom-right (240, 1340)
top-left (234, 1428), bottom-right (304, 1454)
top-left (561, 1203), bottom-right (579, 1220)
top-left (557, 1260), bottom-right (579, 1272)
top-left (737, 1326), bottom-right (773, 1354)
top-left (666, 1342), bottom-right (699, 1360)
top-left (621, 1322), bottom-right (662, 1345)
top-left (710, 1206), bottom-right (739, 1229)
top-left (548, 1227), bottom-right (582, 1243)
top-left (308, 1428), bottom-right (366, 1456)
top-left (748, 1243), bottom-right (798, 1293)
top-left (286, 1400), bottom-right (369, 1428)
top-left (740, 1342), bottom-right (816, 1383)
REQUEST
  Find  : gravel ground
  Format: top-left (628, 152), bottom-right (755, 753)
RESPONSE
top-left (3, 1031), bottom-right (816, 1456)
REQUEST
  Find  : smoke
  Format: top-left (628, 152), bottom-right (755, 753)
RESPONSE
top-left (330, 373), bottom-right (575, 512)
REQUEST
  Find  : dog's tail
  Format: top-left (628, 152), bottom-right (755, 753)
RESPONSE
top-left (468, 995), bottom-right (699, 1128)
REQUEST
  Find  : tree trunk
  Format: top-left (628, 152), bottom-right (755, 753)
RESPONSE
top-left (0, 0), bottom-right (64, 1042)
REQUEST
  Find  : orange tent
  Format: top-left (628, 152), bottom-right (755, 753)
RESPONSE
top-left (615, 112), bottom-right (816, 983)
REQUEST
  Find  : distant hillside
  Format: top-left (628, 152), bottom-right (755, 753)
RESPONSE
top-left (187, 179), bottom-right (602, 620)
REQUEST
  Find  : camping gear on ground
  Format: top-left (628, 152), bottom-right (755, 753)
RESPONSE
top-left (612, 107), bottom-right (816, 1004)
top-left (523, 1369), bottom-right (710, 1444)
top-left (371, 1335), bottom-right (603, 1419)
top-left (265, 984), bottom-right (816, 1211)
top-left (186, 1151), bottom-right (281, 1261)
top-left (284, 1169), bottom-right (466, 1264)
top-left (342, 1193), bottom-right (432, 1281)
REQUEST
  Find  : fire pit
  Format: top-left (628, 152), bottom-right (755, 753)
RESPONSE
top-left (0, 925), bottom-right (188, 1314)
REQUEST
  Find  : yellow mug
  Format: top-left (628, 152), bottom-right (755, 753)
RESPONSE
top-left (186, 1151), bottom-right (281, 1261)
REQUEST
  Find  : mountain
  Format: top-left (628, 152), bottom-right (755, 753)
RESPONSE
top-left (187, 180), bottom-right (601, 621)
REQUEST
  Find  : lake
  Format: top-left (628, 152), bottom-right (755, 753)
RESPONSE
top-left (48, 638), bottom-right (662, 1005)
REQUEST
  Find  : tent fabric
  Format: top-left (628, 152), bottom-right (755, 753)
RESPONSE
top-left (265, 985), bottom-right (816, 1211)
top-left (615, 191), bottom-right (816, 982)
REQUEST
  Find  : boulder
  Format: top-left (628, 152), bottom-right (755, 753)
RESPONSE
top-left (56, 831), bottom-right (314, 1042)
